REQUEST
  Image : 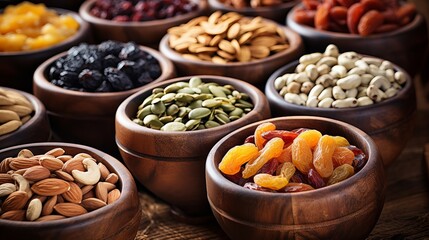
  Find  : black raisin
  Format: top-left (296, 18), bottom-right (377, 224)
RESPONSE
top-left (119, 42), bottom-right (144, 60)
top-left (103, 54), bottom-right (121, 68)
top-left (78, 69), bottom-right (104, 91)
top-left (98, 40), bottom-right (123, 56)
top-left (58, 71), bottom-right (79, 87)
top-left (104, 67), bottom-right (133, 91)
top-left (95, 80), bottom-right (113, 92)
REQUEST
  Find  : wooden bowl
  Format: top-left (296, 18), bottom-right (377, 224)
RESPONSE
top-left (79, 0), bottom-right (209, 48)
top-left (0, 142), bottom-right (141, 240)
top-left (33, 46), bottom-right (176, 157)
top-left (0, 8), bottom-right (91, 93)
top-left (0, 88), bottom-right (51, 149)
top-left (286, 4), bottom-right (428, 77)
top-left (115, 75), bottom-right (271, 217)
top-left (265, 60), bottom-right (416, 167)
top-left (208, 0), bottom-right (299, 23)
top-left (206, 116), bottom-right (385, 240)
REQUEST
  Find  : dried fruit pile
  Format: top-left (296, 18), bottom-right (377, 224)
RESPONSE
top-left (90, 0), bottom-right (198, 22)
top-left (0, 88), bottom-right (33, 136)
top-left (294, 0), bottom-right (416, 36)
top-left (48, 41), bottom-right (161, 92)
top-left (0, 2), bottom-right (79, 52)
top-left (168, 11), bottom-right (290, 63)
top-left (219, 0), bottom-right (292, 8)
top-left (218, 122), bottom-right (367, 192)
top-left (0, 148), bottom-right (121, 221)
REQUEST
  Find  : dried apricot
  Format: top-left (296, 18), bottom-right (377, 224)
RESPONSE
top-left (315, 3), bottom-right (330, 30)
top-left (332, 146), bottom-right (354, 167)
top-left (313, 135), bottom-right (336, 178)
top-left (330, 6), bottom-right (348, 23)
top-left (347, 3), bottom-right (366, 34)
top-left (374, 23), bottom-right (399, 33)
top-left (327, 164), bottom-right (355, 185)
top-left (361, 0), bottom-right (384, 11)
top-left (395, 3), bottom-right (416, 20)
top-left (358, 10), bottom-right (384, 36)
top-left (336, 0), bottom-right (357, 8)
top-left (218, 143), bottom-right (259, 175)
top-left (254, 122), bottom-right (276, 150)
top-left (291, 137), bottom-right (313, 174)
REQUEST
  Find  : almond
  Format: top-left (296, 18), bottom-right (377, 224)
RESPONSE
top-left (62, 159), bottom-right (85, 174)
top-left (0, 158), bottom-right (12, 172)
top-left (2, 190), bottom-right (29, 211)
top-left (105, 173), bottom-right (119, 184)
top-left (44, 148), bottom-right (65, 157)
top-left (0, 173), bottom-right (13, 184)
top-left (95, 182), bottom-right (107, 203)
top-left (102, 182), bottom-right (116, 192)
top-left (39, 156), bottom-right (63, 171)
top-left (82, 190), bottom-right (95, 200)
top-left (0, 183), bottom-right (16, 197)
top-left (8, 157), bottom-right (39, 170)
top-left (107, 189), bottom-right (121, 204)
top-left (17, 149), bottom-right (34, 158)
top-left (56, 155), bottom-right (72, 163)
top-left (42, 195), bottom-right (57, 216)
top-left (23, 166), bottom-right (50, 182)
top-left (61, 182), bottom-right (82, 204)
top-left (54, 203), bottom-right (87, 217)
top-left (1, 209), bottom-right (26, 221)
top-left (14, 168), bottom-right (27, 175)
top-left (26, 198), bottom-right (42, 221)
top-left (98, 162), bottom-right (110, 180)
top-left (57, 195), bottom-right (65, 203)
top-left (82, 197), bottom-right (107, 211)
top-left (36, 214), bottom-right (66, 222)
top-left (80, 185), bottom-right (94, 195)
top-left (55, 170), bottom-right (74, 182)
top-left (31, 178), bottom-right (70, 196)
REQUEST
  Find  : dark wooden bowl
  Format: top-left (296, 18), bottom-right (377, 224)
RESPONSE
top-left (33, 46), bottom-right (176, 157)
top-left (0, 8), bottom-right (91, 93)
top-left (159, 22), bottom-right (304, 90)
top-left (265, 60), bottom-right (416, 167)
top-left (79, 0), bottom-right (209, 48)
top-left (115, 75), bottom-right (271, 217)
top-left (0, 142), bottom-right (141, 240)
top-left (207, 0), bottom-right (299, 23)
top-left (206, 116), bottom-right (385, 240)
top-left (0, 88), bottom-right (51, 149)
top-left (286, 4), bottom-right (428, 77)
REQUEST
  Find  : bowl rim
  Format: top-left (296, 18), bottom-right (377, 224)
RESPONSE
top-left (116, 74), bottom-right (269, 137)
top-left (79, 0), bottom-right (207, 27)
top-left (286, 3), bottom-right (424, 39)
top-left (158, 18), bottom-right (303, 67)
top-left (206, 115), bottom-right (379, 197)
top-left (33, 44), bottom-right (175, 97)
top-left (0, 87), bottom-right (48, 140)
top-left (0, 142), bottom-right (137, 227)
top-left (0, 8), bottom-right (90, 57)
top-left (265, 56), bottom-right (414, 113)
top-left (208, 0), bottom-right (300, 12)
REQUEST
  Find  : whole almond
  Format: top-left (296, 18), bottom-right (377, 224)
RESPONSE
top-left (1, 209), bottom-right (26, 221)
top-left (0, 173), bottom-right (13, 184)
top-left (0, 158), bottom-right (12, 172)
top-left (36, 214), bottom-right (66, 222)
top-left (55, 170), bottom-right (74, 182)
top-left (98, 162), bottom-right (110, 180)
top-left (95, 182), bottom-right (108, 203)
top-left (57, 155), bottom-right (72, 163)
top-left (102, 182), bottom-right (116, 192)
top-left (57, 195), bottom-right (65, 203)
top-left (54, 203), bottom-right (87, 217)
top-left (26, 198), bottom-right (42, 221)
top-left (23, 166), bottom-right (50, 182)
top-left (107, 189), bottom-right (121, 204)
top-left (31, 178), bottom-right (70, 196)
top-left (62, 159), bottom-right (85, 174)
top-left (62, 182), bottom-right (82, 204)
top-left (17, 149), bottom-right (34, 158)
top-left (42, 195), bottom-right (57, 216)
top-left (8, 157), bottom-right (39, 170)
top-left (39, 156), bottom-right (63, 171)
top-left (82, 190), bottom-right (95, 200)
top-left (45, 148), bottom-right (65, 157)
top-left (80, 185), bottom-right (94, 195)
top-left (105, 173), bottom-right (119, 185)
top-left (2, 190), bottom-right (29, 211)
top-left (14, 168), bottom-right (27, 175)
top-left (0, 183), bottom-right (16, 197)
top-left (82, 197), bottom-right (107, 211)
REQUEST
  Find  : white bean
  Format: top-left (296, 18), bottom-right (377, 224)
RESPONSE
top-left (306, 96), bottom-right (319, 107)
top-left (293, 72), bottom-right (310, 83)
top-left (333, 86), bottom-right (346, 100)
top-left (362, 57), bottom-right (382, 67)
top-left (394, 71), bottom-right (407, 84)
top-left (357, 96), bottom-right (374, 106)
top-left (338, 52), bottom-right (359, 70)
top-left (301, 81), bottom-right (315, 94)
top-left (317, 64), bottom-right (331, 75)
top-left (274, 77), bottom-right (286, 90)
top-left (318, 87), bottom-right (333, 100)
top-left (299, 93), bottom-right (308, 102)
top-left (284, 93), bottom-right (305, 105)
top-left (337, 74), bottom-right (362, 90)
top-left (299, 53), bottom-right (323, 65)
top-left (286, 82), bottom-right (301, 94)
top-left (315, 74), bottom-right (334, 87)
top-left (370, 76), bottom-right (391, 91)
top-left (354, 60), bottom-right (369, 72)
top-left (324, 44), bottom-right (339, 57)
top-left (385, 87), bottom-right (398, 98)
top-left (305, 64), bottom-right (319, 81)
top-left (318, 97), bottom-right (334, 108)
top-left (330, 65), bottom-right (347, 78)
top-left (385, 69), bottom-right (395, 82)
top-left (316, 56), bottom-right (337, 67)
top-left (361, 74), bottom-right (374, 86)
top-left (348, 67), bottom-right (366, 75)
top-left (332, 97), bottom-right (358, 108)
top-left (308, 84), bottom-right (324, 98)
top-left (380, 60), bottom-right (394, 71)
top-left (345, 88), bottom-right (358, 98)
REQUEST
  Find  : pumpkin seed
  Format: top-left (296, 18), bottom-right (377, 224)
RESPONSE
top-left (159, 116), bottom-right (174, 124)
top-left (137, 105), bottom-right (152, 120)
top-left (175, 93), bottom-right (194, 103)
top-left (202, 99), bottom-right (222, 108)
top-left (143, 114), bottom-right (159, 126)
top-left (189, 77), bottom-right (202, 88)
top-left (185, 119), bottom-right (201, 130)
top-left (189, 100), bottom-right (203, 109)
top-left (161, 122), bottom-right (186, 132)
top-left (166, 104), bottom-right (179, 116)
top-left (220, 103), bottom-right (235, 112)
top-left (209, 85), bottom-right (227, 98)
top-left (188, 107), bottom-right (211, 119)
top-left (161, 93), bottom-right (176, 103)
top-left (205, 120), bottom-right (221, 128)
top-left (150, 99), bottom-right (166, 115)
top-left (229, 108), bottom-right (243, 116)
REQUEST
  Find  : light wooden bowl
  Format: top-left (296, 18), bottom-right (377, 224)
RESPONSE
top-left (206, 116), bottom-right (385, 240)
top-left (0, 142), bottom-right (141, 240)
top-left (33, 46), bottom-right (175, 156)
top-left (115, 75), bottom-right (271, 217)
top-left (265, 59), bottom-right (416, 167)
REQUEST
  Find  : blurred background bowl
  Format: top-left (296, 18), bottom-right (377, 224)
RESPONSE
top-left (286, 4), bottom-right (428, 78)
top-left (33, 45), bottom-right (175, 157)
top-left (206, 116), bottom-right (385, 240)
top-left (0, 8), bottom-right (91, 93)
top-left (79, 0), bottom-right (209, 48)
top-left (159, 22), bottom-right (304, 89)
top-left (0, 87), bottom-right (51, 149)
top-left (0, 142), bottom-right (141, 240)
top-left (265, 59), bottom-right (416, 167)
top-left (115, 75), bottom-right (271, 217)
top-left (207, 0), bottom-right (299, 23)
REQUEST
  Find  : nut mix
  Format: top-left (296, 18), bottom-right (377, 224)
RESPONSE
top-left (219, 0), bottom-right (293, 8)
top-left (294, 0), bottom-right (416, 36)
top-left (0, 2), bottom-right (79, 52)
top-left (218, 122), bottom-right (367, 192)
top-left (89, 0), bottom-right (198, 22)
top-left (0, 88), bottom-right (33, 136)
top-left (274, 44), bottom-right (408, 108)
top-left (133, 76), bottom-right (254, 131)
top-left (0, 148), bottom-right (121, 221)
top-left (167, 11), bottom-right (290, 63)
top-left (48, 41), bottom-right (161, 92)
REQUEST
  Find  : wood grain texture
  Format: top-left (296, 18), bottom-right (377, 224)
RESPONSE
top-left (0, 142), bottom-right (141, 240)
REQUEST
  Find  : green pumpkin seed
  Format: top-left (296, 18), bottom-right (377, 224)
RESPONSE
top-left (140, 95), bottom-right (154, 109)
top-left (205, 120), bottom-right (221, 128)
top-left (164, 84), bottom-right (182, 93)
top-left (133, 118), bottom-right (143, 125)
top-left (152, 92), bottom-right (165, 99)
top-left (194, 93), bottom-right (213, 101)
top-left (202, 99), bottom-right (222, 108)
top-left (178, 87), bottom-right (196, 94)
top-left (178, 107), bottom-right (190, 118)
top-left (209, 85), bottom-right (227, 98)
top-left (161, 93), bottom-right (176, 103)
top-left (175, 93), bottom-right (194, 103)
top-left (188, 107), bottom-right (211, 119)
top-left (229, 116), bottom-right (240, 121)
top-left (229, 107), bottom-right (243, 116)
top-left (166, 104), bottom-right (179, 116)
top-left (215, 114), bottom-right (230, 124)
top-left (137, 105), bottom-right (152, 120)
top-left (191, 87), bottom-right (202, 94)
top-left (143, 114), bottom-right (159, 126)
top-left (220, 103), bottom-right (236, 112)
top-left (198, 85), bottom-right (210, 94)
top-left (161, 122), bottom-right (186, 131)
top-left (189, 77), bottom-right (203, 88)
top-left (185, 119), bottom-right (201, 130)
top-left (174, 117), bottom-right (183, 123)
top-left (189, 100), bottom-right (202, 109)
top-left (176, 82), bottom-right (189, 88)
top-left (152, 88), bottom-right (164, 94)
top-left (151, 99), bottom-right (166, 115)
top-left (159, 116), bottom-right (174, 123)
top-left (198, 124), bottom-right (206, 130)
top-left (235, 99), bottom-right (253, 108)
top-left (149, 119), bottom-right (164, 130)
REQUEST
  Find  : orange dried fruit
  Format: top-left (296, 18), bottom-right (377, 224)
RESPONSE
top-left (296, 129), bottom-right (322, 148)
top-left (358, 10), bottom-right (384, 36)
top-left (347, 3), bottom-right (366, 34)
top-left (291, 137), bottom-right (313, 174)
top-left (218, 143), bottom-right (259, 175)
top-left (332, 146), bottom-right (354, 167)
top-left (315, 3), bottom-right (330, 30)
top-left (313, 135), bottom-right (336, 178)
top-left (254, 122), bottom-right (276, 150)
